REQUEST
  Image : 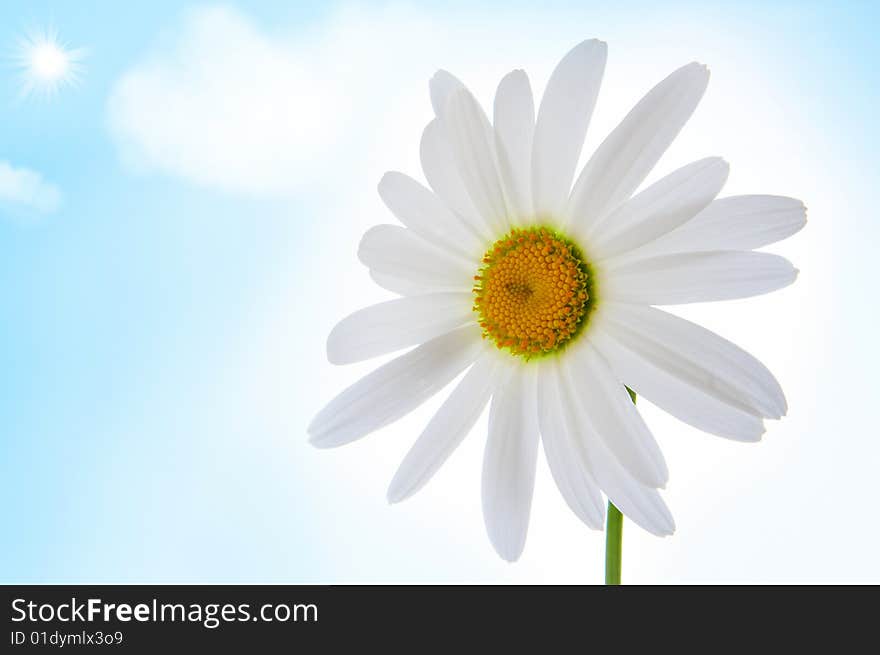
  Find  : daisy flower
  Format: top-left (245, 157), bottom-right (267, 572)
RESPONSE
top-left (309, 40), bottom-right (804, 564)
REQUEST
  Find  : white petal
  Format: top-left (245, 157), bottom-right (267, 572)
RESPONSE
top-left (378, 172), bottom-right (484, 258)
top-left (388, 353), bottom-right (504, 503)
top-left (537, 362), bottom-right (605, 529)
top-left (327, 293), bottom-right (476, 365)
top-left (358, 224), bottom-right (473, 290)
top-left (531, 39), bottom-right (607, 219)
top-left (429, 69), bottom-right (465, 120)
top-left (482, 364), bottom-right (540, 561)
top-left (444, 88), bottom-right (509, 233)
top-left (602, 302), bottom-right (786, 418)
top-left (602, 250), bottom-right (798, 304)
top-left (309, 326), bottom-right (482, 448)
top-left (591, 324), bottom-right (765, 441)
top-left (623, 195), bottom-right (808, 260)
top-left (420, 120), bottom-right (489, 240)
top-left (556, 360), bottom-right (675, 536)
top-left (494, 70), bottom-right (535, 223)
top-left (566, 343), bottom-right (668, 487)
top-left (369, 270), bottom-right (440, 296)
top-left (589, 158), bottom-right (729, 260)
top-left (567, 62), bottom-right (710, 231)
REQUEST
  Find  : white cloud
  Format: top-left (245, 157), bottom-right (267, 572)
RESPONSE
top-left (0, 160), bottom-right (62, 216)
top-left (108, 6), bottom-right (346, 196)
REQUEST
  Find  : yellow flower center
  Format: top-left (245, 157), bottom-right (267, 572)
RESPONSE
top-left (473, 226), bottom-right (595, 359)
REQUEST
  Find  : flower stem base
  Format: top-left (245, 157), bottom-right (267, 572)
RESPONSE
top-left (605, 387), bottom-right (635, 585)
top-left (605, 501), bottom-right (623, 585)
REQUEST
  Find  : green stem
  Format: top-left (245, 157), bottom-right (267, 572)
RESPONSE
top-left (605, 387), bottom-right (636, 585)
top-left (605, 502), bottom-right (623, 585)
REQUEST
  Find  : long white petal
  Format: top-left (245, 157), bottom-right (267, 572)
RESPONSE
top-left (591, 324), bottom-right (765, 441)
top-left (567, 62), bottom-right (710, 232)
top-left (532, 39), bottom-right (607, 219)
top-left (589, 158), bottom-right (729, 260)
top-left (566, 343), bottom-right (668, 487)
top-left (602, 303), bottom-right (787, 418)
top-left (388, 353), bottom-right (504, 503)
top-left (327, 293), bottom-right (476, 365)
top-left (556, 360), bottom-right (675, 536)
top-left (482, 364), bottom-right (540, 561)
top-left (429, 69), bottom-right (465, 120)
top-left (358, 224), bottom-right (473, 290)
top-left (420, 120), bottom-right (489, 240)
top-left (444, 88), bottom-right (509, 233)
top-left (494, 70), bottom-right (535, 223)
top-left (309, 326), bottom-right (482, 448)
top-left (537, 361), bottom-right (605, 529)
top-left (378, 172), bottom-right (484, 258)
top-left (621, 195), bottom-right (808, 260)
top-left (602, 250), bottom-right (798, 304)
top-left (428, 71), bottom-right (503, 238)
top-left (369, 270), bottom-right (444, 296)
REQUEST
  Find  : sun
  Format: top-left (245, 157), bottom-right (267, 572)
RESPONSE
top-left (13, 25), bottom-right (85, 100)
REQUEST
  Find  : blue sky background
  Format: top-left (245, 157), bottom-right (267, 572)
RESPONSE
top-left (1, 0), bottom-right (877, 583)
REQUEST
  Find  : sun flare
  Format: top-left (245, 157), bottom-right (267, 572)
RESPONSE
top-left (14, 25), bottom-right (85, 100)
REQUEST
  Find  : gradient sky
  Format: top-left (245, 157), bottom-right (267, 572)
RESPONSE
top-left (1, 0), bottom-right (877, 583)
